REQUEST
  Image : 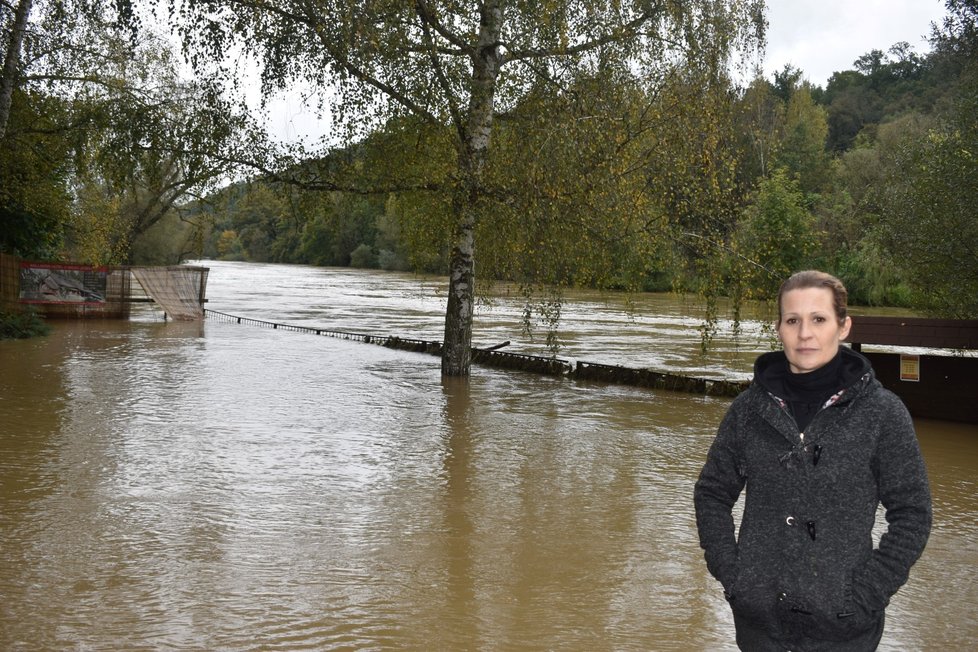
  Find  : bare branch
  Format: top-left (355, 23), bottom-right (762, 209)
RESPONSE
top-left (414, 0), bottom-right (474, 53)
top-left (502, 9), bottom-right (657, 64)
top-left (414, 0), bottom-right (465, 136)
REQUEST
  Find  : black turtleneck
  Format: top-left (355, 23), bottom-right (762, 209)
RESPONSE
top-left (783, 349), bottom-right (844, 433)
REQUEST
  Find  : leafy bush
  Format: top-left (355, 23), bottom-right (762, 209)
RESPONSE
top-left (0, 308), bottom-right (50, 340)
top-left (731, 169), bottom-right (819, 299)
top-left (378, 248), bottom-right (409, 271)
top-left (834, 240), bottom-right (914, 308)
top-left (349, 243), bottom-right (378, 269)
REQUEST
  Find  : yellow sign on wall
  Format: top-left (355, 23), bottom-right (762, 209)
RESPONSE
top-left (900, 354), bottom-right (921, 382)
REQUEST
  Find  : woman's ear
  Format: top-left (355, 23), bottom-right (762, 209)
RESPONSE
top-left (839, 316), bottom-right (852, 341)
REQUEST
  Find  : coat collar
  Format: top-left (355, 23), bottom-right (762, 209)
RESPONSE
top-left (750, 347), bottom-right (875, 444)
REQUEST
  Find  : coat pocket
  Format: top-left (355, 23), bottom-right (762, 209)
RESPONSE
top-left (787, 572), bottom-right (882, 641)
top-left (727, 568), bottom-right (779, 632)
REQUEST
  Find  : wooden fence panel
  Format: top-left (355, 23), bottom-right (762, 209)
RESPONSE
top-left (0, 253), bottom-right (21, 310)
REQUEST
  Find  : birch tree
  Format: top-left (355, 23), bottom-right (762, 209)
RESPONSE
top-left (154, 0), bottom-right (764, 375)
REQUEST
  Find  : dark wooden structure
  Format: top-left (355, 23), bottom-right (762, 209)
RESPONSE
top-left (1, 253), bottom-right (208, 320)
top-left (1, 253), bottom-right (130, 318)
top-left (848, 316), bottom-right (978, 424)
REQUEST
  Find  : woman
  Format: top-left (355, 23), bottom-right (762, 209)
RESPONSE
top-left (694, 270), bottom-right (931, 650)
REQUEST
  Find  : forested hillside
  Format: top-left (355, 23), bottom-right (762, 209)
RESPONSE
top-left (190, 5), bottom-right (975, 317)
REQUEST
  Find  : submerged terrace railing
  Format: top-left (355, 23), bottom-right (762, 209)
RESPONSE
top-left (204, 309), bottom-right (749, 398)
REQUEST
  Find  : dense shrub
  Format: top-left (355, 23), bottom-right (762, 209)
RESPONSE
top-left (0, 308), bottom-right (50, 340)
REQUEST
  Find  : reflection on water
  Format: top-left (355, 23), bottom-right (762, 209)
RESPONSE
top-left (1, 261), bottom-right (975, 651)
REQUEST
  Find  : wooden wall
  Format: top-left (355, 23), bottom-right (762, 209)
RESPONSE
top-left (849, 316), bottom-right (978, 424)
top-left (862, 352), bottom-right (977, 424)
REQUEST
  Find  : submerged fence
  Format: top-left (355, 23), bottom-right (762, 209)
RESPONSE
top-left (204, 309), bottom-right (748, 398)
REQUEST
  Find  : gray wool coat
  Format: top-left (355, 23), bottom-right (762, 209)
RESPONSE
top-left (694, 348), bottom-right (931, 651)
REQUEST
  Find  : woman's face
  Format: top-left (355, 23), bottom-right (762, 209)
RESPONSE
top-left (778, 287), bottom-right (852, 374)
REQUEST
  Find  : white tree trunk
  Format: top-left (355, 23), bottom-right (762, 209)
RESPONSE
top-left (0, 0), bottom-right (33, 139)
top-left (441, 1), bottom-right (503, 376)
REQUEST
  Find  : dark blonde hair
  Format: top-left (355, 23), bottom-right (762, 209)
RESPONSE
top-left (776, 270), bottom-right (849, 325)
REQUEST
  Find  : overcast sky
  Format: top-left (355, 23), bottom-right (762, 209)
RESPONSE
top-left (761, 0), bottom-right (949, 86)
top-left (263, 1), bottom-right (952, 144)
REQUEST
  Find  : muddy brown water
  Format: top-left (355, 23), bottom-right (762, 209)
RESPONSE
top-left (1, 261), bottom-right (974, 650)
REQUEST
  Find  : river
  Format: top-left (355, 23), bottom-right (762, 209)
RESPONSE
top-left (1, 260), bottom-right (975, 650)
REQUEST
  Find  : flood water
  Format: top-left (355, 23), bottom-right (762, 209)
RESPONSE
top-left (1, 260), bottom-right (975, 651)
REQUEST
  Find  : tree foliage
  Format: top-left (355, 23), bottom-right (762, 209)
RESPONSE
top-left (730, 168), bottom-right (816, 300)
top-left (0, 91), bottom-right (73, 258)
top-left (155, 0), bottom-right (765, 374)
top-left (1, 1), bottom-right (267, 264)
top-left (201, 3), bottom-right (976, 324)
top-left (776, 84), bottom-right (830, 196)
top-left (874, 0), bottom-right (978, 317)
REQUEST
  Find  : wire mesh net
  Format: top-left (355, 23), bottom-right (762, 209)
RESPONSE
top-left (130, 266), bottom-right (208, 320)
